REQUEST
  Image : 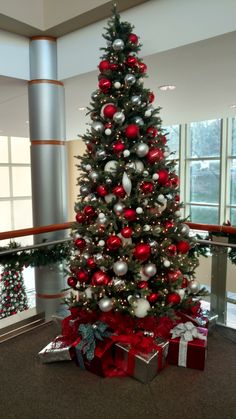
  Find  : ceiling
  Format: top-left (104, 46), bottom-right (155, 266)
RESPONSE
top-left (0, 1), bottom-right (236, 139)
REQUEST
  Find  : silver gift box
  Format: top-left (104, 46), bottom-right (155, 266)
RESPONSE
top-left (38, 335), bottom-right (73, 363)
top-left (114, 338), bottom-right (169, 384)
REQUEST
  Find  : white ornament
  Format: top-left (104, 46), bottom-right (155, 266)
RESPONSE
top-left (136, 142), bottom-right (149, 157)
top-left (175, 211), bottom-right (181, 217)
top-left (143, 263), bottom-right (157, 277)
top-left (118, 233), bottom-right (132, 245)
top-left (85, 164), bottom-right (92, 171)
top-left (85, 287), bottom-right (93, 299)
top-left (104, 193), bottom-right (116, 203)
top-left (113, 260), bottom-right (128, 276)
top-left (105, 128), bottom-right (112, 136)
top-left (122, 172), bottom-right (132, 196)
top-left (143, 224), bottom-right (151, 232)
top-left (152, 174), bottom-right (159, 180)
top-left (136, 207), bottom-right (143, 214)
top-left (114, 81), bottom-right (121, 89)
top-left (123, 150), bottom-right (130, 157)
top-left (98, 240), bottom-right (105, 247)
top-left (163, 260), bottom-right (171, 267)
top-left (176, 289), bottom-right (185, 301)
top-left (104, 160), bottom-right (118, 174)
top-left (157, 194), bottom-right (165, 203)
top-left (113, 202), bottom-right (124, 215)
top-left (143, 170), bottom-right (149, 177)
top-left (164, 151), bottom-right (170, 158)
top-left (98, 213), bottom-right (105, 219)
top-left (133, 298), bottom-right (151, 318)
top-left (98, 297), bottom-right (113, 312)
top-left (134, 160), bottom-right (144, 173)
top-left (188, 280), bottom-right (200, 294)
top-left (145, 110), bottom-right (152, 117)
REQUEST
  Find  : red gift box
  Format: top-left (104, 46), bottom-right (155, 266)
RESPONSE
top-left (168, 324), bottom-right (208, 370)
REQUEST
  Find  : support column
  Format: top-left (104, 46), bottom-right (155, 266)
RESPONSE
top-left (28, 36), bottom-right (69, 320)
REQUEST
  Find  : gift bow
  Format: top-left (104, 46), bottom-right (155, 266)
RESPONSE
top-left (76, 321), bottom-right (112, 361)
top-left (170, 321), bottom-right (206, 342)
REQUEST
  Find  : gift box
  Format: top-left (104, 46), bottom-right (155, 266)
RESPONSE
top-left (74, 337), bottom-right (114, 377)
top-left (168, 322), bottom-right (208, 370)
top-left (178, 310), bottom-right (218, 334)
top-left (114, 338), bottom-right (169, 384)
top-left (38, 335), bottom-right (75, 363)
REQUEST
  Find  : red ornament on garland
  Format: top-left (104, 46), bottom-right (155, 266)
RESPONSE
top-left (166, 292), bottom-right (181, 305)
top-left (67, 276), bottom-right (77, 288)
top-left (113, 141), bottom-right (125, 154)
top-left (83, 205), bottom-right (96, 218)
top-left (126, 56), bottom-right (138, 67)
top-left (106, 235), bottom-right (122, 251)
top-left (87, 257), bottom-right (97, 269)
top-left (160, 135), bottom-right (167, 144)
top-left (167, 244), bottom-right (177, 256)
top-left (112, 185), bottom-right (126, 198)
top-left (146, 127), bottom-right (158, 138)
top-left (103, 104), bottom-right (117, 119)
top-left (98, 60), bottom-right (110, 72)
top-left (129, 33), bottom-right (139, 44)
top-left (123, 208), bottom-right (137, 222)
top-left (190, 300), bottom-right (201, 315)
top-left (181, 276), bottom-right (189, 288)
top-left (148, 92), bottom-right (155, 103)
top-left (110, 63), bottom-right (118, 71)
top-left (157, 169), bottom-right (169, 185)
top-left (125, 124), bottom-right (139, 139)
top-left (137, 280), bottom-right (149, 289)
top-left (76, 269), bottom-right (89, 283)
top-left (139, 62), bottom-right (147, 73)
top-left (76, 212), bottom-right (86, 224)
top-left (168, 270), bottom-right (182, 282)
top-left (140, 181), bottom-right (154, 194)
top-left (98, 78), bottom-right (112, 93)
top-left (74, 238), bottom-right (86, 251)
top-left (176, 241), bottom-right (190, 254)
top-left (121, 226), bottom-right (133, 238)
top-left (175, 194), bottom-right (180, 202)
top-left (147, 293), bottom-right (159, 303)
top-left (96, 185), bottom-right (108, 197)
top-left (146, 148), bottom-right (164, 164)
top-left (133, 243), bottom-right (151, 261)
top-left (170, 174), bottom-right (179, 188)
top-left (91, 270), bottom-right (110, 286)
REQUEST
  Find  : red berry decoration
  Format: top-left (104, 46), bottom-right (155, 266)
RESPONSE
top-left (98, 60), bottom-right (110, 72)
top-left (98, 78), bottom-right (112, 93)
top-left (147, 293), bottom-right (159, 303)
top-left (123, 208), bottom-right (137, 222)
top-left (113, 141), bottom-right (125, 154)
top-left (137, 281), bottom-right (149, 289)
top-left (148, 92), bottom-right (155, 103)
top-left (125, 124), bottom-right (139, 139)
top-left (121, 226), bottom-right (133, 238)
top-left (129, 33), bottom-right (138, 44)
top-left (96, 185), bottom-right (108, 197)
top-left (181, 276), bottom-right (189, 288)
top-left (76, 212), bottom-right (86, 223)
top-left (146, 148), bottom-right (164, 164)
top-left (133, 243), bottom-right (151, 262)
top-left (168, 270), bottom-right (182, 282)
top-left (67, 276), bottom-right (77, 288)
top-left (74, 238), bottom-right (86, 251)
top-left (157, 169), bottom-right (169, 185)
top-left (76, 269), bottom-right (89, 283)
top-left (166, 292), bottom-right (181, 305)
top-left (146, 127), bottom-right (158, 138)
top-left (126, 56), bottom-right (138, 67)
top-left (139, 62), bottom-right (147, 73)
top-left (140, 181), bottom-right (154, 194)
top-left (91, 270), bottom-right (110, 286)
top-left (87, 257), bottom-right (97, 269)
top-left (83, 205), bottom-right (96, 218)
top-left (112, 185), bottom-right (126, 198)
top-left (106, 235), bottom-right (122, 251)
top-left (103, 104), bottom-right (117, 119)
top-left (176, 241), bottom-right (190, 254)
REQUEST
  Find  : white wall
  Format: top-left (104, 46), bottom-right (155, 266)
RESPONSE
top-left (0, 30), bottom-right (29, 79)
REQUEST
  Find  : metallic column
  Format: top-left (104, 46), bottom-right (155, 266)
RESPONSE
top-left (28, 36), bottom-right (68, 320)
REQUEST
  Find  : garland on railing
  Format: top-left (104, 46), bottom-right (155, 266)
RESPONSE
top-left (207, 221), bottom-right (236, 264)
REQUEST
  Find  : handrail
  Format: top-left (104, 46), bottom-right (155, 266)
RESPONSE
top-left (0, 221), bottom-right (236, 242)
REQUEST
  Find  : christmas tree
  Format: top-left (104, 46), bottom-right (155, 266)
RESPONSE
top-left (0, 267), bottom-right (29, 319)
top-left (67, 7), bottom-right (204, 320)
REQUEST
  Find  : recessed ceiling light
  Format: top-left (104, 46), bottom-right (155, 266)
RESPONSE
top-left (78, 107), bottom-right (86, 111)
top-left (229, 104), bottom-right (236, 109)
top-left (158, 85), bottom-right (176, 91)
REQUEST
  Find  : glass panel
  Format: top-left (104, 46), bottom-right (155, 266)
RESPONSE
top-left (163, 124), bottom-right (180, 158)
top-left (232, 118), bottom-right (236, 155)
top-left (12, 167), bottom-right (31, 197)
top-left (229, 159), bottom-right (236, 205)
top-left (11, 137), bottom-right (30, 163)
top-left (0, 201), bottom-right (12, 231)
top-left (189, 160), bottom-right (220, 203)
top-left (0, 167), bottom-right (10, 197)
top-left (0, 136), bottom-right (9, 163)
top-left (190, 119), bottom-right (221, 158)
top-left (230, 208), bottom-right (236, 225)
top-left (189, 205), bottom-right (219, 224)
top-left (13, 199), bottom-right (32, 229)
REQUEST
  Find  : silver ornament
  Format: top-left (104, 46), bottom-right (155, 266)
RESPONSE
top-left (88, 171), bottom-right (99, 182)
top-left (104, 193), bottom-right (116, 203)
top-left (80, 185), bottom-right (90, 196)
top-left (137, 77), bottom-right (144, 86)
top-left (98, 297), bottom-right (113, 312)
top-left (87, 193), bottom-right (97, 202)
top-left (136, 143), bottom-right (149, 157)
top-left (94, 253), bottom-right (103, 262)
top-left (91, 90), bottom-right (99, 100)
top-left (112, 278), bottom-right (126, 289)
top-left (104, 160), bottom-right (118, 173)
top-left (97, 216), bottom-right (108, 226)
top-left (181, 224), bottom-right (190, 236)
top-left (188, 280), bottom-right (200, 294)
top-left (105, 177), bottom-right (113, 185)
top-left (95, 148), bottom-right (107, 160)
top-left (143, 170), bottom-right (149, 177)
top-left (143, 263), bottom-right (157, 278)
top-left (113, 111), bottom-right (125, 125)
top-left (126, 162), bottom-right (136, 171)
top-left (147, 238), bottom-right (158, 249)
top-left (112, 39), bottom-right (124, 51)
top-left (91, 121), bottom-right (104, 134)
top-left (132, 116), bottom-right (144, 126)
top-left (131, 95), bottom-right (141, 106)
top-left (122, 172), bottom-right (132, 196)
top-left (113, 202), bottom-right (124, 215)
top-left (113, 261), bottom-right (128, 276)
top-left (134, 160), bottom-right (144, 173)
top-left (124, 74), bottom-right (136, 86)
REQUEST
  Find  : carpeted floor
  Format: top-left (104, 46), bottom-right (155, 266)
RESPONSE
top-left (0, 322), bottom-right (236, 419)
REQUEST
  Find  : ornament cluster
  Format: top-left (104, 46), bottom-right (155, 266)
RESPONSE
top-left (0, 268), bottom-right (29, 318)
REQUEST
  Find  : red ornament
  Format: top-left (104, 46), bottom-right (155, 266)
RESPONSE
top-left (133, 243), bottom-right (151, 261)
top-left (103, 104), bottom-right (117, 119)
top-left (170, 174), bottom-right (179, 188)
top-left (146, 127), bottom-right (158, 138)
top-left (86, 143), bottom-right (93, 152)
top-left (129, 33), bottom-right (138, 44)
top-left (74, 238), bottom-right (86, 251)
top-left (176, 241), bottom-right (190, 254)
top-left (121, 226), bottom-right (133, 238)
top-left (83, 205), bottom-right (96, 218)
top-left (91, 270), bottom-right (110, 286)
top-left (181, 277), bottom-right (189, 288)
top-left (125, 124), bottom-right (139, 139)
top-left (126, 56), bottom-right (138, 67)
top-left (166, 292), bottom-right (181, 305)
top-left (157, 169), bottom-right (169, 185)
top-left (112, 185), bottom-right (126, 198)
top-left (76, 269), bottom-right (89, 283)
top-left (98, 60), bottom-right (110, 72)
top-left (190, 301), bottom-right (201, 315)
top-left (67, 276), bottom-right (77, 288)
top-left (167, 244), bottom-right (177, 256)
top-left (98, 78), bottom-right (111, 93)
top-left (175, 194), bottom-right (180, 202)
top-left (140, 181), bottom-right (154, 194)
top-left (146, 148), bottom-right (164, 164)
top-left (87, 257), bottom-right (97, 269)
top-left (113, 141), bottom-right (125, 154)
top-left (76, 212), bottom-right (86, 224)
top-left (148, 92), bottom-right (155, 103)
top-left (160, 135), bottom-right (167, 144)
top-left (168, 270), bottom-right (182, 282)
top-left (96, 185), bottom-right (108, 197)
top-left (147, 293), bottom-right (159, 303)
top-left (123, 208), bottom-right (137, 222)
top-left (106, 235), bottom-right (122, 251)
top-left (139, 62), bottom-right (147, 73)
top-left (110, 63), bottom-right (118, 71)
top-left (137, 281), bottom-right (149, 289)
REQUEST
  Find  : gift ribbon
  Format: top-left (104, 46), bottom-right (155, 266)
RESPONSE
top-left (77, 321), bottom-right (112, 361)
top-left (170, 321), bottom-right (207, 367)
